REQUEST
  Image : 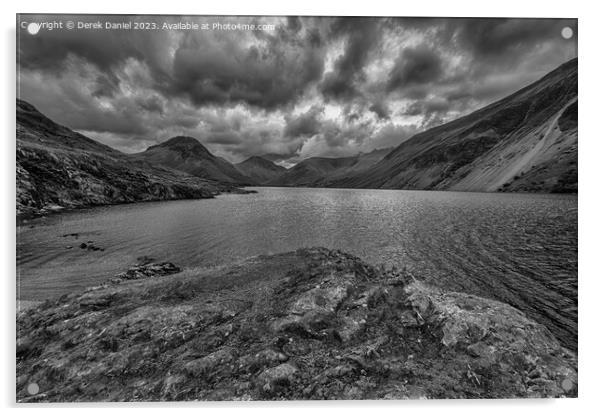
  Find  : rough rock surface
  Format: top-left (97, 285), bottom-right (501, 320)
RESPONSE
top-left (16, 248), bottom-right (577, 402)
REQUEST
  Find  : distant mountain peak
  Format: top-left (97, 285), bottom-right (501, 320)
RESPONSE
top-left (137, 136), bottom-right (254, 185)
top-left (240, 155), bottom-right (281, 167)
top-left (235, 155), bottom-right (287, 184)
top-left (160, 136), bottom-right (204, 148)
top-left (146, 136), bottom-right (214, 158)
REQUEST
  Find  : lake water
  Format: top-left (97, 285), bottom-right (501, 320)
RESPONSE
top-left (17, 187), bottom-right (578, 350)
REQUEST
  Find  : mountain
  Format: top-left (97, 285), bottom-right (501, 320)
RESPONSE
top-left (268, 147), bottom-right (392, 187)
top-left (134, 136), bottom-right (254, 185)
top-left (16, 99), bottom-right (245, 218)
top-left (235, 156), bottom-right (287, 184)
top-left (328, 58), bottom-right (578, 193)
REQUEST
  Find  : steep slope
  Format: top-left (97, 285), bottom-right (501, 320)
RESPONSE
top-left (343, 147), bottom-right (394, 172)
top-left (135, 137), bottom-right (255, 185)
top-left (17, 100), bottom-right (122, 156)
top-left (17, 248), bottom-right (577, 401)
top-left (331, 58), bottom-right (578, 193)
top-left (16, 100), bottom-right (244, 218)
top-left (269, 148), bottom-right (392, 187)
top-left (235, 156), bottom-right (287, 185)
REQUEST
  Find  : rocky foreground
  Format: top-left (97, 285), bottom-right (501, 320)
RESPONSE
top-left (16, 248), bottom-right (577, 401)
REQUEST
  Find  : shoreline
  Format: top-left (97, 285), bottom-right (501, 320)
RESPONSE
top-left (16, 187), bottom-right (257, 223)
top-left (249, 184), bottom-right (579, 196)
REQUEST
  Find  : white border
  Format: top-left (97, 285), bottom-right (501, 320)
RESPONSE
top-left (3, 1), bottom-right (599, 415)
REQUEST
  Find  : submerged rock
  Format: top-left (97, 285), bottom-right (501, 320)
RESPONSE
top-left (16, 248), bottom-right (577, 402)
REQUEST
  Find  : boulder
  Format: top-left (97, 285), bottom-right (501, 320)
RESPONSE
top-left (257, 363), bottom-right (298, 392)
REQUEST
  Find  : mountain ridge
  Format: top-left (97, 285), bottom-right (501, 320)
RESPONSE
top-left (268, 147), bottom-right (393, 187)
top-left (147, 136), bottom-right (213, 154)
top-left (235, 156), bottom-right (287, 185)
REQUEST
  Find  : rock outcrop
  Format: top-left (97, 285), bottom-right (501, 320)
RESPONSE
top-left (16, 248), bottom-right (577, 402)
top-left (110, 262), bottom-right (181, 283)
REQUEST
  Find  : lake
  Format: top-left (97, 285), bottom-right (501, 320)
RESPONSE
top-left (16, 187), bottom-right (578, 350)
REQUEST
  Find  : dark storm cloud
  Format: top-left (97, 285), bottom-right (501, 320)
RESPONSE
top-left (17, 15), bottom-right (577, 162)
top-left (18, 20), bottom-right (135, 73)
top-left (387, 45), bottom-right (443, 91)
top-left (91, 74), bottom-right (120, 99)
top-left (205, 131), bottom-right (243, 145)
top-left (454, 18), bottom-right (576, 62)
top-left (18, 15), bottom-right (173, 86)
top-left (379, 18), bottom-right (577, 130)
top-left (320, 17), bottom-right (383, 101)
top-left (19, 15), bottom-right (325, 111)
top-left (284, 106), bottom-right (323, 138)
top-left (287, 16), bottom-right (302, 33)
top-left (169, 26), bottom-right (326, 110)
top-left (136, 95), bottom-right (165, 115)
top-left (368, 101), bottom-right (390, 120)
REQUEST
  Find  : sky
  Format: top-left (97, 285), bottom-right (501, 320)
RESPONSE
top-left (17, 15), bottom-right (577, 165)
